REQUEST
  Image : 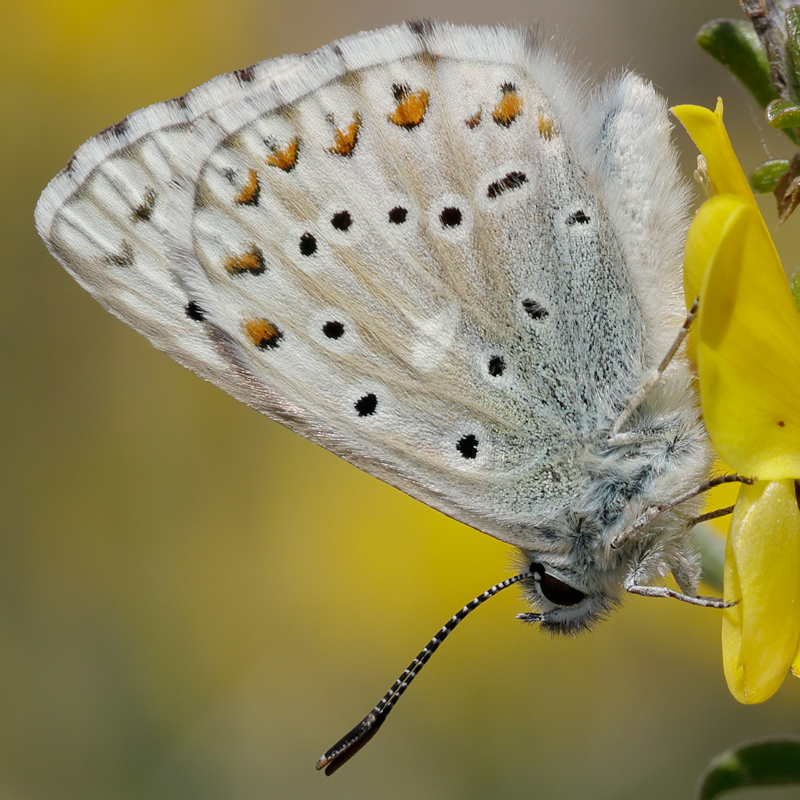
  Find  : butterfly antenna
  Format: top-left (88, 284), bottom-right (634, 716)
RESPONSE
top-left (315, 571), bottom-right (533, 775)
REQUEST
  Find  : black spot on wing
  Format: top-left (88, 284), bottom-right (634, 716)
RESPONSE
top-left (456, 434), bottom-right (479, 459)
top-left (522, 299), bottom-right (548, 320)
top-left (331, 211), bottom-right (352, 231)
top-left (323, 320), bottom-right (345, 339)
top-left (355, 393), bottom-right (378, 416)
top-left (487, 355), bottom-right (505, 376)
top-left (487, 171), bottom-right (527, 199)
top-left (389, 206), bottom-right (408, 224)
top-left (566, 210), bottom-right (590, 225)
top-left (185, 301), bottom-right (206, 322)
top-left (299, 232), bottom-right (317, 256)
top-left (439, 207), bottom-right (462, 227)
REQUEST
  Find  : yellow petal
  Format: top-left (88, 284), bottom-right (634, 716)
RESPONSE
top-left (682, 194), bottom-right (745, 307)
top-left (694, 198), bottom-right (800, 478)
top-left (722, 480), bottom-right (800, 702)
top-left (672, 100), bottom-right (756, 205)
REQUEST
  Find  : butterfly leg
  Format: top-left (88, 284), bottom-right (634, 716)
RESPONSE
top-left (607, 296), bottom-right (699, 443)
top-left (624, 550), bottom-right (733, 608)
top-left (690, 505), bottom-right (735, 525)
top-left (610, 474), bottom-right (754, 550)
top-left (671, 552), bottom-right (702, 597)
top-left (623, 576), bottom-right (734, 608)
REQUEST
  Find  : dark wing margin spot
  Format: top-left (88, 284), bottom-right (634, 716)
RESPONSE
top-left (487, 355), bottom-right (505, 377)
top-left (522, 298), bottom-right (548, 320)
top-left (439, 206), bottom-right (462, 227)
top-left (99, 118), bottom-right (130, 139)
top-left (566, 210), bottom-right (591, 225)
top-left (407, 19), bottom-right (434, 37)
top-left (233, 65), bottom-right (257, 83)
top-left (323, 320), bottom-right (345, 339)
top-left (355, 393), bottom-right (378, 416)
top-left (132, 188), bottom-right (157, 221)
top-left (105, 240), bottom-right (134, 267)
top-left (487, 171), bottom-right (527, 199)
top-left (456, 434), bottom-right (479, 459)
top-left (185, 301), bottom-right (206, 322)
top-left (168, 95), bottom-right (190, 112)
top-left (299, 232), bottom-right (317, 256)
top-left (389, 206), bottom-right (408, 224)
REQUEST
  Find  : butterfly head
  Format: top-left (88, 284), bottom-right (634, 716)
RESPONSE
top-left (516, 558), bottom-right (620, 634)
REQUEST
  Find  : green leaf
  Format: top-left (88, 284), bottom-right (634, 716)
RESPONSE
top-left (750, 159), bottom-right (791, 193)
top-left (786, 6), bottom-right (800, 78)
top-left (697, 19), bottom-right (780, 110)
top-left (767, 98), bottom-right (800, 128)
top-left (697, 737), bottom-right (800, 800)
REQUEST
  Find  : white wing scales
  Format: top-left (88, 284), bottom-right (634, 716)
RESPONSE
top-left (35, 22), bottom-right (688, 550)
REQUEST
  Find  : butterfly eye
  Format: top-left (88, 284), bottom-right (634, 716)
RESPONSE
top-left (530, 562), bottom-right (586, 607)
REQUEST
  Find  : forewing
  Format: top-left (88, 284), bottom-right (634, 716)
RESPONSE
top-left (35, 22), bottom-right (684, 549)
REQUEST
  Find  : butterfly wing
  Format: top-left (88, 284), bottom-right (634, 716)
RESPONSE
top-left (35, 22), bottom-right (688, 551)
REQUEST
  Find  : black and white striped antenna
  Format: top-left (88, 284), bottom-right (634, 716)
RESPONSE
top-left (316, 571), bottom-right (534, 775)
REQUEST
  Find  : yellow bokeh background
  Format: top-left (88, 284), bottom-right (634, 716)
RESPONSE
top-left (3, 1), bottom-right (800, 798)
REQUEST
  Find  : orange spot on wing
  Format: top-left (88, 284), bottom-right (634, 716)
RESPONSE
top-left (493, 84), bottom-right (523, 127)
top-left (329, 112), bottom-right (362, 156)
top-left (224, 245), bottom-right (266, 276)
top-left (244, 317), bottom-right (283, 349)
top-left (388, 84), bottom-right (429, 129)
top-left (235, 169), bottom-right (261, 205)
top-left (266, 138), bottom-right (299, 171)
top-left (537, 114), bottom-right (555, 140)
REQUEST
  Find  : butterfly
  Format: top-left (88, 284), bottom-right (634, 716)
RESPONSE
top-left (35, 20), bottom-right (736, 772)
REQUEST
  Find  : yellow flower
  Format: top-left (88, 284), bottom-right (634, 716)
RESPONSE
top-left (673, 100), bottom-right (800, 703)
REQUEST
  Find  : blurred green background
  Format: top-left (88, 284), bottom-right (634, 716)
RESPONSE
top-left (3, 1), bottom-right (800, 798)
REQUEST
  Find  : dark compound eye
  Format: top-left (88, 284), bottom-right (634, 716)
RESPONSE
top-left (355, 393), bottom-right (378, 416)
top-left (323, 320), bottom-right (345, 339)
top-left (299, 232), bottom-right (317, 256)
top-left (331, 210), bottom-right (352, 231)
top-left (440, 206), bottom-right (462, 227)
top-left (388, 206), bottom-right (408, 224)
top-left (531, 562), bottom-right (585, 607)
top-left (487, 355), bottom-right (505, 377)
top-left (456, 434), bottom-right (478, 459)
